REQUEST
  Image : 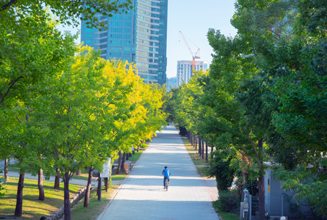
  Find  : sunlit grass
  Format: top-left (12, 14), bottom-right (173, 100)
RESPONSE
top-left (129, 150), bottom-right (144, 162)
top-left (181, 137), bottom-right (210, 177)
top-left (0, 176), bottom-right (83, 219)
top-left (70, 185), bottom-right (119, 220)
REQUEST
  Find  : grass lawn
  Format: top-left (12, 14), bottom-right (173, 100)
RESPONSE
top-left (129, 150), bottom-right (144, 162)
top-left (70, 185), bottom-right (119, 220)
top-left (0, 176), bottom-right (83, 219)
top-left (218, 211), bottom-right (239, 220)
top-left (181, 137), bottom-right (210, 177)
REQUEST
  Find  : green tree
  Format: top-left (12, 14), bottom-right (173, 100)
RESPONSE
top-left (34, 47), bottom-right (132, 220)
top-left (0, 8), bottom-right (77, 216)
top-left (232, 1), bottom-right (327, 217)
top-left (0, 0), bottom-right (132, 30)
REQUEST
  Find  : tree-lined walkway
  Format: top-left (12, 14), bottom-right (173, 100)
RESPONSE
top-left (98, 124), bottom-right (218, 220)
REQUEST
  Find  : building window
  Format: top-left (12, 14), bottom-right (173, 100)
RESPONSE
top-left (110, 40), bottom-right (121, 44)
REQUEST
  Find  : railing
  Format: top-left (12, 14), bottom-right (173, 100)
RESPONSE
top-left (251, 196), bottom-right (259, 219)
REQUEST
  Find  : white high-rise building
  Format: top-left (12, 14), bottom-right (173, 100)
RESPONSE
top-left (176, 60), bottom-right (209, 86)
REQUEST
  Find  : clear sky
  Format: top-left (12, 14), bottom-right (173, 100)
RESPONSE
top-left (58, 0), bottom-right (237, 78)
top-left (166, 0), bottom-right (237, 77)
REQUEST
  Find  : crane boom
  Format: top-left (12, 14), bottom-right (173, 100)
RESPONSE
top-left (179, 31), bottom-right (200, 72)
top-left (179, 31), bottom-right (194, 57)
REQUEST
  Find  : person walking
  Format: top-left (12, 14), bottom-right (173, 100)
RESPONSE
top-left (162, 166), bottom-right (171, 188)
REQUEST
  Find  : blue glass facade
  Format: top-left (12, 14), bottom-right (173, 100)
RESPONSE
top-left (81, 0), bottom-right (167, 85)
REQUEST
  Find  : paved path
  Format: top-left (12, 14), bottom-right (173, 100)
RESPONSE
top-left (99, 124), bottom-right (219, 220)
top-left (5, 171), bottom-right (122, 186)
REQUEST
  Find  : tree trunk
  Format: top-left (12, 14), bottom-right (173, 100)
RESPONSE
top-left (84, 167), bottom-right (93, 208)
top-left (193, 136), bottom-right (195, 148)
top-left (211, 146), bottom-right (214, 159)
top-left (121, 153), bottom-right (125, 170)
top-left (202, 140), bottom-right (205, 159)
top-left (54, 168), bottom-right (60, 190)
top-left (198, 137), bottom-right (201, 156)
top-left (116, 151), bottom-right (121, 174)
top-left (259, 171), bottom-right (265, 219)
top-left (126, 153), bottom-right (129, 161)
top-left (63, 172), bottom-right (71, 220)
top-left (14, 171), bottom-right (25, 217)
top-left (195, 137), bottom-right (197, 150)
top-left (192, 134), bottom-right (194, 147)
top-left (4, 159), bottom-right (8, 180)
top-left (38, 169), bottom-right (45, 201)
top-left (97, 177), bottom-right (102, 201)
top-left (205, 142), bottom-right (208, 162)
top-left (75, 170), bottom-right (81, 176)
top-left (258, 139), bottom-right (265, 220)
top-left (137, 146), bottom-right (140, 152)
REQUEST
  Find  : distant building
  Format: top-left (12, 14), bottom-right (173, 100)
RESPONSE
top-left (176, 60), bottom-right (209, 86)
top-left (80, 0), bottom-right (168, 85)
top-left (166, 77), bottom-right (177, 92)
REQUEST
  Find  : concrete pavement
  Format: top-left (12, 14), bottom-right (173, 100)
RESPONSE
top-left (5, 171), bottom-right (122, 186)
top-left (98, 124), bottom-right (219, 220)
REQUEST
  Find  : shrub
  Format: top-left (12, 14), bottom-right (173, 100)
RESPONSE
top-left (208, 151), bottom-right (236, 192)
top-left (217, 189), bottom-right (240, 213)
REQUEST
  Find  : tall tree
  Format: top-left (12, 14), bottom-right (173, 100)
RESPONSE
top-left (0, 8), bottom-right (76, 216)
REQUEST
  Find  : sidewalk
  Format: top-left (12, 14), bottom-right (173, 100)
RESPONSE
top-left (6, 171), bottom-right (122, 186)
top-left (98, 124), bottom-right (219, 220)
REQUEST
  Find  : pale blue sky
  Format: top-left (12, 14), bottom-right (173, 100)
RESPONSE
top-left (58, 0), bottom-right (237, 78)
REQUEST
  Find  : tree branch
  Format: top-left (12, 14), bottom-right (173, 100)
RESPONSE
top-left (229, 110), bottom-right (260, 160)
top-left (0, 76), bottom-right (23, 104)
top-left (0, 0), bottom-right (17, 12)
top-left (15, 115), bottom-right (22, 123)
top-left (238, 144), bottom-right (249, 155)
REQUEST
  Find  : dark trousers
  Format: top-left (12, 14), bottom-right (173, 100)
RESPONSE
top-left (163, 177), bottom-right (170, 186)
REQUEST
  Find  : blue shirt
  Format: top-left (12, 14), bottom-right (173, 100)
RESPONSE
top-left (162, 169), bottom-right (171, 178)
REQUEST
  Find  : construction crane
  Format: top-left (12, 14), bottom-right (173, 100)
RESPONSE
top-left (179, 31), bottom-right (200, 72)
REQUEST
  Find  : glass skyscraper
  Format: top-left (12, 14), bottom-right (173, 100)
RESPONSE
top-left (81, 0), bottom-right (168, 85)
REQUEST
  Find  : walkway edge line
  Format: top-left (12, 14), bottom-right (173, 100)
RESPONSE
top-left (96, 146), bottom-right (148, 220)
